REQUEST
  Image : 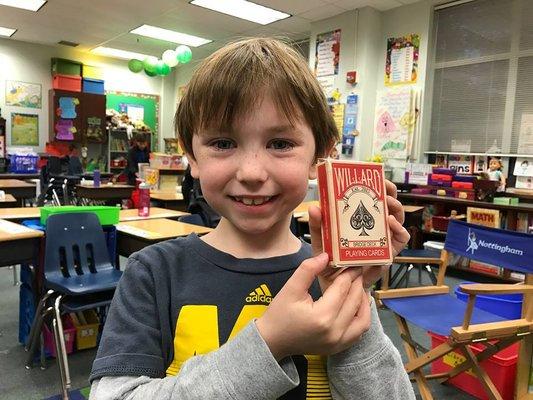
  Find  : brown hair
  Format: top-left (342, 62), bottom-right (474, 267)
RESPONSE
top-left (175, 37), bottom-right (338, 160)
top-left (134, 132), bottom-right (147, 143)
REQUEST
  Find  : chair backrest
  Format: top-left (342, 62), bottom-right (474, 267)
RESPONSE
top-left (44, 212), bottom-right (113, 278)
top-left (179, 214), bottom-right (206, 227)
top-left (445, 220), bottom-right (533, 275)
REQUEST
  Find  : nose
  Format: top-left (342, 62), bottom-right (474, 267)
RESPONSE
top-left (235, 151), bottom-right (268, 185)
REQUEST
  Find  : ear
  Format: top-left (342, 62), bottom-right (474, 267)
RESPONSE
top-left (186, 153), bottom-right (200, 179)
top-left (308, 162), bottom-right (317, 180)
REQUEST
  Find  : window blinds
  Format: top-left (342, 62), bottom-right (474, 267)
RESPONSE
top-left (430, 0), bottom-right (533, 154)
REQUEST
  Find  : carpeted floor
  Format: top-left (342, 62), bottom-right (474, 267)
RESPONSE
top-left (0, 265), bottom-right (478, 400)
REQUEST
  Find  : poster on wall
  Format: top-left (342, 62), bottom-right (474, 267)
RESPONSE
top-left (373, 88), bottom-right (416, 159)
top-left (342, 94), bottom-right (358, 156)
top-left (518, 114), bottom-right (533, 154)
top-left (385, 34), bottom-right (419, 86)
top-left (314, 29), bottom-right (341, 77)
top-left (10, 113), bottom-right (39, 146)
top-left (5, 80), bottom-right (42, 109)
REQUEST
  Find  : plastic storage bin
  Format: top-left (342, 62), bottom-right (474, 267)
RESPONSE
top-left (455, 282), bottom-right (523, 319)
top-left (18, 283), bottom-right (35, 345)
top-left (429, 332), bottom-right (518, 400)
top-left (43, 314), bottom-right (76, 358)
top-left (40, 205), bottom-right (120, 226)
top-left (82, 64), bottom-right (103, 80)
top-left (51, 58), bottom-right (82, 76)
top-left (71, 310), bottom-right (100, 350)
top-left (9, 153), bottom-right (39, 173)
top-left (82, 78), bottom-right (105, 94)
top-left (53, 74), bottom-right (81, 92)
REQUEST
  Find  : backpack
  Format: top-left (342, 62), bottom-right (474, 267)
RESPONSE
top-left (187, 179), bottom-right (221, 228)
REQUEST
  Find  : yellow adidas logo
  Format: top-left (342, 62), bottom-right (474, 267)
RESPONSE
top-left (246, 284), bottom-right (272, 304)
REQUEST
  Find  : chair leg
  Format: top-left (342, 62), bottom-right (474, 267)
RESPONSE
top-left (426, 265), bottom-right (437, 285)
top-left (25, 290), bottom-right (55, 352)
top-left (52, 318), bottom-right (70, 400)
top-left (13, 265), bottom-right (19, 285)
top-left (53, 296), bottom-right (71, 396)
top-left (393, 314), bottom-right (434, 400)
top-left (460, 344), bottom-right (503, 400)
top-left (25, 306), bottom-right (53, 369)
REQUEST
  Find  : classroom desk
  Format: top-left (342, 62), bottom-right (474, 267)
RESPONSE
top-left (0, 219), bottom-right (43, 268)
top-left (116, 218), bottom-right (212, 257)
top-left (119, 207), bottom-right (188, 221)
top-left (150, 191), bottom-right (186, 211)
top-left (0, 179), bottom-right (36, 205)
top-left (0, 194), bottom-right (17, 208)
top-left (0, 173), bottom-right (40, 180)
top-left (76, 184), bottom-right (135, 202)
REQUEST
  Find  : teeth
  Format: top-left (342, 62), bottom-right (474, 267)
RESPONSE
top-left (235, 196), bottom-right (271, 205)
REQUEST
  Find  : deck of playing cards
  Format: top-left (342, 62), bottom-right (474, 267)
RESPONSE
top-left (317, 159), bottom-right (393, 267)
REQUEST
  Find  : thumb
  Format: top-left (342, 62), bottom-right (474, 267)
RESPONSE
top-left (284, 252), bottom-right (329, 296)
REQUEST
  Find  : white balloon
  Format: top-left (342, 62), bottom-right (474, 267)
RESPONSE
top-left (162, 49), bottom-right (179, 67)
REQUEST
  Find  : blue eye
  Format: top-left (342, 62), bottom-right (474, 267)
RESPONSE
top-left (211, 139), bottom-right (234, 150)
top-left (268, 139), bottom-right (294, 151)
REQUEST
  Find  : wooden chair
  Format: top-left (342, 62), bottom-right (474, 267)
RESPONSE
top-left (375, 220), bottom-right (533, 400)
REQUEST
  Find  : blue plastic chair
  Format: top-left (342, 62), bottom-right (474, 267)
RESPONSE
top-left (179, 213), bottom-right (207, 227)
top-left (389, 248), bottom-right (442, 288)
top-left (24, 212), bottom-right (122, 400)
top-left (374, 220), bottom-right (533, 400)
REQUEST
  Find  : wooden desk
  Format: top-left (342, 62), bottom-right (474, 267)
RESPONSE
top-left (0, 207), bottom-right (40, 222)
top-left (0, 194), bottom-right (17, 208)
top-left (150, 191), bottom-right (186, 211)
top-left (0, 219), bottom-right (43, 267)
top-left (76, 184), bottom-right (135, 202)
top-left (0, 179), bottom-right (36, 205)
top-left (116, 218), bottom-right (212, 257)
top-left (119, 207), bottom-right (188, 222)
top-left (0, 173), bottom-right (40, 180)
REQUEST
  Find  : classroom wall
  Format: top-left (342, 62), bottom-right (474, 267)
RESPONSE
top-left (0, 38), bottom-right (176, 152)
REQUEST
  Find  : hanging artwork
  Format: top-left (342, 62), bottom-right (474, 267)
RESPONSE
top-left (373, 88), bottom-right (417, 159)
top-left (5, 80), bottom-right (42, 108)
top-left (385, 34), bottom-right (419, 86)
top-left (11, 113), bottom-right (39, 146)
top-left (342, 94), bottom-right (358, 156)
top-left (315, 29), bottom-right (341, 77)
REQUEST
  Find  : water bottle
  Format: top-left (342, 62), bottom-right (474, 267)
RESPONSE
top-left (138, 181), bottom-right (150, 217)
top-left (93, 169), bottom-right (101, 187)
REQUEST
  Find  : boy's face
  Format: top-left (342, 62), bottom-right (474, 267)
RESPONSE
top-left (137, 141), bottom-right (147, 150)
top-left (188, 95), bottom-right (317, 236)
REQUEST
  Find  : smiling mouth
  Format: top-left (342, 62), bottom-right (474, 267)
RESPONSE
top-left (231, 196), bottom-right (275, 206)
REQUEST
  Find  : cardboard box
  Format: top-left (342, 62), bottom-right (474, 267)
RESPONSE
top-left (492, 197), bottom-right (519, 205)
top-left (317, 159), bottom-right (392, 267)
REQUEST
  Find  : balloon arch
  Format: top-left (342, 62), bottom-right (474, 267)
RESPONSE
top-left (128, 45), bottom-right (192, 77)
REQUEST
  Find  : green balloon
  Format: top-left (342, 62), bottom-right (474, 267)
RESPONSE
top-left (155, 60), bottom-right (170, 75)
top-left (128, 59), bottom-right (143, 73)
top-left (143, 56), bottom-right (158, 73)
top-left (144, 68), bottom-right (157, 77)
top-left (176, 45), bottom-right (192, 64)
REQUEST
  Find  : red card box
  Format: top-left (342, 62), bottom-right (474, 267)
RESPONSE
top-left (317, 159), bottom-right (393, 267)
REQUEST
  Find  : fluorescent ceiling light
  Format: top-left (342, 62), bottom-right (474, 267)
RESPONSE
top-left (91, 46), bottom-right (153, 60)
top-left (130, 25), bottom-right (211, 47)
top-left (0, 0), bottom-right (47, 12)
top-left (190, 0), bottom-right (290, 25)
top-left (0, 26), bottom-right (17, 37)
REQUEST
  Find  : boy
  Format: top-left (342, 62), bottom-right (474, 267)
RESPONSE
top-left (90, 38), bottom-right (414, 399)
top-left (125, 132), bottom-right (150, 186)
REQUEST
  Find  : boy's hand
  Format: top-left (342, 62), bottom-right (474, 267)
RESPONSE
top-left (256, 253), bottom-right (371, 361)
top-left (308, 179), bottom-right (410, 290)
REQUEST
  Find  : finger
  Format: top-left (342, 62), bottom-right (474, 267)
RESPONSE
top-left (315, 269), bottom-right (354, 315)
top-left (388, 215), bottom-right (410, 246)
top-left (386, 195), bottom-right (405, 225)
top-left (341, 290), bottom-right (372, 343)
top-left (334, 275), bottom-right (365, 329)
top-left (385, 179), bottom-right (397, 199)
top-left (362, 265), bottom-right (388, 289)
top-left (284, 252), bottom-right (329, 296)
top-left (308, 205), bottom-right (323, 256)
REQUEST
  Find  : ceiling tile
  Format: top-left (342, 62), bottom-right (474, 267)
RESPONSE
top-left (334, 0), bottom-right (402, 11)
top-left (299, 4), bottom-right (346, 21)
top-left (254, 0), bottom-right (328, 15)
top-left (269, 16), bottom-right (311, 35)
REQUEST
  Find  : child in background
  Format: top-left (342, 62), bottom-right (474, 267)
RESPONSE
top-left (125, 132), bottom-right (150, 186)
top-left (90, 38), bottom-right (414, 399)
top-left (487, 157), bottom-right (506, 192)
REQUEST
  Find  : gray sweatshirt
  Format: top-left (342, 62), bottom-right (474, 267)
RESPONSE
top-left (89, 234), bottom-right (414, 399)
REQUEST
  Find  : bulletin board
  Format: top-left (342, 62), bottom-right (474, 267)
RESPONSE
top-left (105, 91), bottom-right (160, 147)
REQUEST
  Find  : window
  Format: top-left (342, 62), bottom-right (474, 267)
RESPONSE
top-left (429, 0), bottom-right (533, 154)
